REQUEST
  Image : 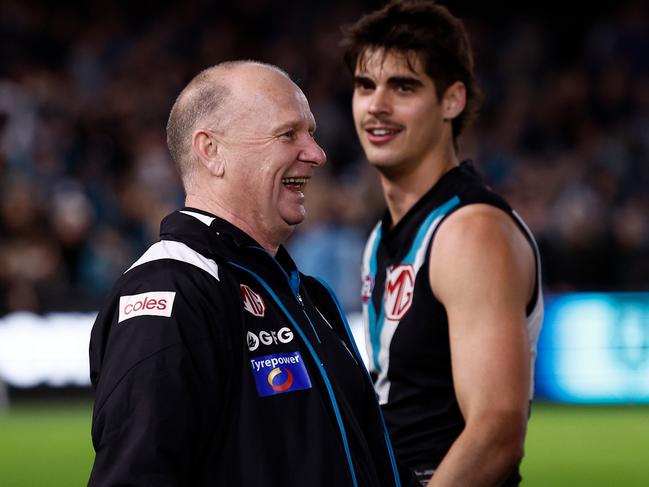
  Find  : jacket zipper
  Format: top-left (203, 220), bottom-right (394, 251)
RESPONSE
top-left (226, 260), bottom-right (359, 487)
top-left (245, 245), bottom-right (321, 343)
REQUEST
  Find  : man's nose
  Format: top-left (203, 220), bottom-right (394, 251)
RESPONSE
top-left (299, 138), bottom-right (327, 167)
top-left (368, 87), bottom-right (392, 116)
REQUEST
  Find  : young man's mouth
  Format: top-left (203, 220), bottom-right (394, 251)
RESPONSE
top-left (364, 124), bottom-right (403, 144)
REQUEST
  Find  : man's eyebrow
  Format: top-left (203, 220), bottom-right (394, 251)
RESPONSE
top-left (273, 119), bottom-right (316, 134)
top-left (354, 74), bottom-right (374, 83)
top-left (354, 74), bottom-right (425, 87)
top-left (387, 76), bottom-right (424, 87)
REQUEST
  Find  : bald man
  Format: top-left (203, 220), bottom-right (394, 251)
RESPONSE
top-left (88, 61), bottom-right (405, 487)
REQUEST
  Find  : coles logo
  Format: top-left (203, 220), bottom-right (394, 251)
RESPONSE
top-left (247, 327), bottom-right (294, 351)
top-left (241, 284), bottom-right (266, 317)
top-left (118, 291), bottom-right (176, 323)
top-left (384, 264), bottom-right (415, 321)
top-left (361, 274), bottom-right (374, 304)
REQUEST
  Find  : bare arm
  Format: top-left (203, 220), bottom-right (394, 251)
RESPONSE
top-left (427, 204), bottom-right (535, 487)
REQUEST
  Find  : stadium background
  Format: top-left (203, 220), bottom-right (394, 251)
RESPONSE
top-left (0, 0), bottom-right (648, 485)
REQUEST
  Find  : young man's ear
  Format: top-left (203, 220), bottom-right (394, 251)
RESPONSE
top-left (192, 129), bottom-right (225, 177)
top-left (442, 81), bottom-right (466, 121)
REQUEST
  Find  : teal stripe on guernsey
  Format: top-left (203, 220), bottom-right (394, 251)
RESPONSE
top-left (369, 196), bottom-right (460, 372)
top-left (368, 224), bottom-right (382, 371)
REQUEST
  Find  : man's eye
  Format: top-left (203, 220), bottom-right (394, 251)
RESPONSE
top-left (355, 80), bottom-right (374, 92)
top-left (281, 130), bottom-right (296, 140)
top-left (397, 83), bottom-right (415, 93)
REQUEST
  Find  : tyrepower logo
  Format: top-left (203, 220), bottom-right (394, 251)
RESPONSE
top-left (241, 284), bottom-right (266, 317)
top-left (250, 351), bottom-right (312, 397)
top-left (118, 291), bottom-right (176, 323)
top-left (384, 264), bottom-right (415, 321)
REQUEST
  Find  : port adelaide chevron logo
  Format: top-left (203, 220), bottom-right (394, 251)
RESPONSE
top-left (241, 284), bottom-right (266, 317)
top-left (384, 264), bottom-right (415, 321)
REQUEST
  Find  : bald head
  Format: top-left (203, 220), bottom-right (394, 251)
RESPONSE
top-left (166, 61), bottom-right (292, 191)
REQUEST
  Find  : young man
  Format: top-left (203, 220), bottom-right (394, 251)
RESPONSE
top-left (88, 61), bottom-right (404, 487)
top-left (342, 2), bottom-right (543, 486)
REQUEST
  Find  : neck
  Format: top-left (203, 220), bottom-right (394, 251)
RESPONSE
top-left (185, 193), bottom-right (285, 255)
top-left (379, 149), bottom-right (459, 228)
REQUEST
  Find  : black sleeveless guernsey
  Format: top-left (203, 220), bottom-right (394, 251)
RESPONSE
top-left (361, 161), bottom-right (543, 485)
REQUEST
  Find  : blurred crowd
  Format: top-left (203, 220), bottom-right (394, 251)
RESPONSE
top-left (0, 0), bottom-right (647, 314)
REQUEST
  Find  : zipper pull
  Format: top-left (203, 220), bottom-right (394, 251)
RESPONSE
top-left (296, 293), bottom-right (304, 306)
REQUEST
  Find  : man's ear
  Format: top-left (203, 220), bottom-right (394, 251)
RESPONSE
top-left (442, 81), bottom-right (466, 121)
top-left (192, 129), bottom-right (225, 177)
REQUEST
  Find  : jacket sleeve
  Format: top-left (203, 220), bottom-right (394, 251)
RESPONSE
top-left (88, 265), bottom-right (233, 487)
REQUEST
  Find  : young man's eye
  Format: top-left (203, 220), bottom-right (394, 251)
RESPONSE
top-left (355, 79), bottom-right (374, 92)
top-left (397, 83), bottom-right (415, 93)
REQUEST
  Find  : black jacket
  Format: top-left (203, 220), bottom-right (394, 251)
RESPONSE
top-left (88, 208), bottom-right (404, 487)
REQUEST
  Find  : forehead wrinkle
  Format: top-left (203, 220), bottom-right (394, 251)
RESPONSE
top-left (218, 64), bottom-right (314, 140)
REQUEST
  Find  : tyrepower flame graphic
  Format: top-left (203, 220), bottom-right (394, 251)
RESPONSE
top-left (241, 284), bottom-right (266, 317)
top-left (267, 367), bottom-right (294, 391)
top-left (384, 264), bottom-right (415, 320)
top-left (250, 352), bottom-right (311, 397)
top-left (118, 291), bottom-right (176, 323)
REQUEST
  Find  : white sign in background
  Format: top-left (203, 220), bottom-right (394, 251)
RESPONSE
top-left (0, 312), bottom-right (369, 388)
top-left (0, 312), bottom-right (96, 387)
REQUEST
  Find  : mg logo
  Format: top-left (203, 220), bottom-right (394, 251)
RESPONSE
top-left (384, 264), bottom-right (415, 321)
top-left (241, 284), bottom-right (266, 317)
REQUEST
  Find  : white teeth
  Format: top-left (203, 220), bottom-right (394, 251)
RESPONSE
top-left (282, 177), bottom-right (308, 185)
top-left (369, 129), bottom-right (395, 136)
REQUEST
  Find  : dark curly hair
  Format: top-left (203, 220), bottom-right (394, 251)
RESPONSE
top-left (341, 0), bottom-right (482, 141)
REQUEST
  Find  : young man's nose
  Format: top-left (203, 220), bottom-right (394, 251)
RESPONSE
top-left (368, 87), bottom-right (392, 117)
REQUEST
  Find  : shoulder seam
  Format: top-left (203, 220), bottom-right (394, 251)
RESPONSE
top-left (126, 240), bottom-right (219, 281)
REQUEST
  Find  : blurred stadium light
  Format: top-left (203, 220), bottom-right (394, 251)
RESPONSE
top-left (0, 312), bottom-right (95, 388)
top-left (536, 292), bottom-right (649, 404)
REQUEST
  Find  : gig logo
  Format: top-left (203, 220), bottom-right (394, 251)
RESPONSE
top-left (241, 284), bottom-right (266, 317)
top-left (118, 291), bottom-right (176, 323)
top-left (384, 264), bottom-right (415, 321)
top-left (250, 352), bottom-right (311, 397)
top-left (247, 327), bottom-right (294, 351)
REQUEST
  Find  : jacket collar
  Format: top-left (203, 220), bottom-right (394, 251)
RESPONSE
top-left (159, 207), bottom-right (300, 293)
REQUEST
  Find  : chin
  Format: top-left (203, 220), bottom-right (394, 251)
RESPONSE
top-left (280, 206), bottom-right (306, 226)
top-left (363, 148), bottom-right (398, 167)
top-left (283, 216), bottom-right (305, 227)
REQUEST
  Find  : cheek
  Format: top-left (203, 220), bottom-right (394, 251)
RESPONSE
top-left (352, 97), bottom-right (365, 126)
top-left (411, 105), bottom-right (441, 134)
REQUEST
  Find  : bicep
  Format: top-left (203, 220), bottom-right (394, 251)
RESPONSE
top-left (429, 205), bottom-right (534, 420)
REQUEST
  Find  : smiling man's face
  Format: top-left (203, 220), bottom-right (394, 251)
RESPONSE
top-left (352, 48), bottom-right (448, 178)
top-left (217, 65), bottom-right (326, 243)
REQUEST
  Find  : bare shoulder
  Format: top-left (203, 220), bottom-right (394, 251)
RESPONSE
top-left (429, 204), bottom-right (535, 304)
